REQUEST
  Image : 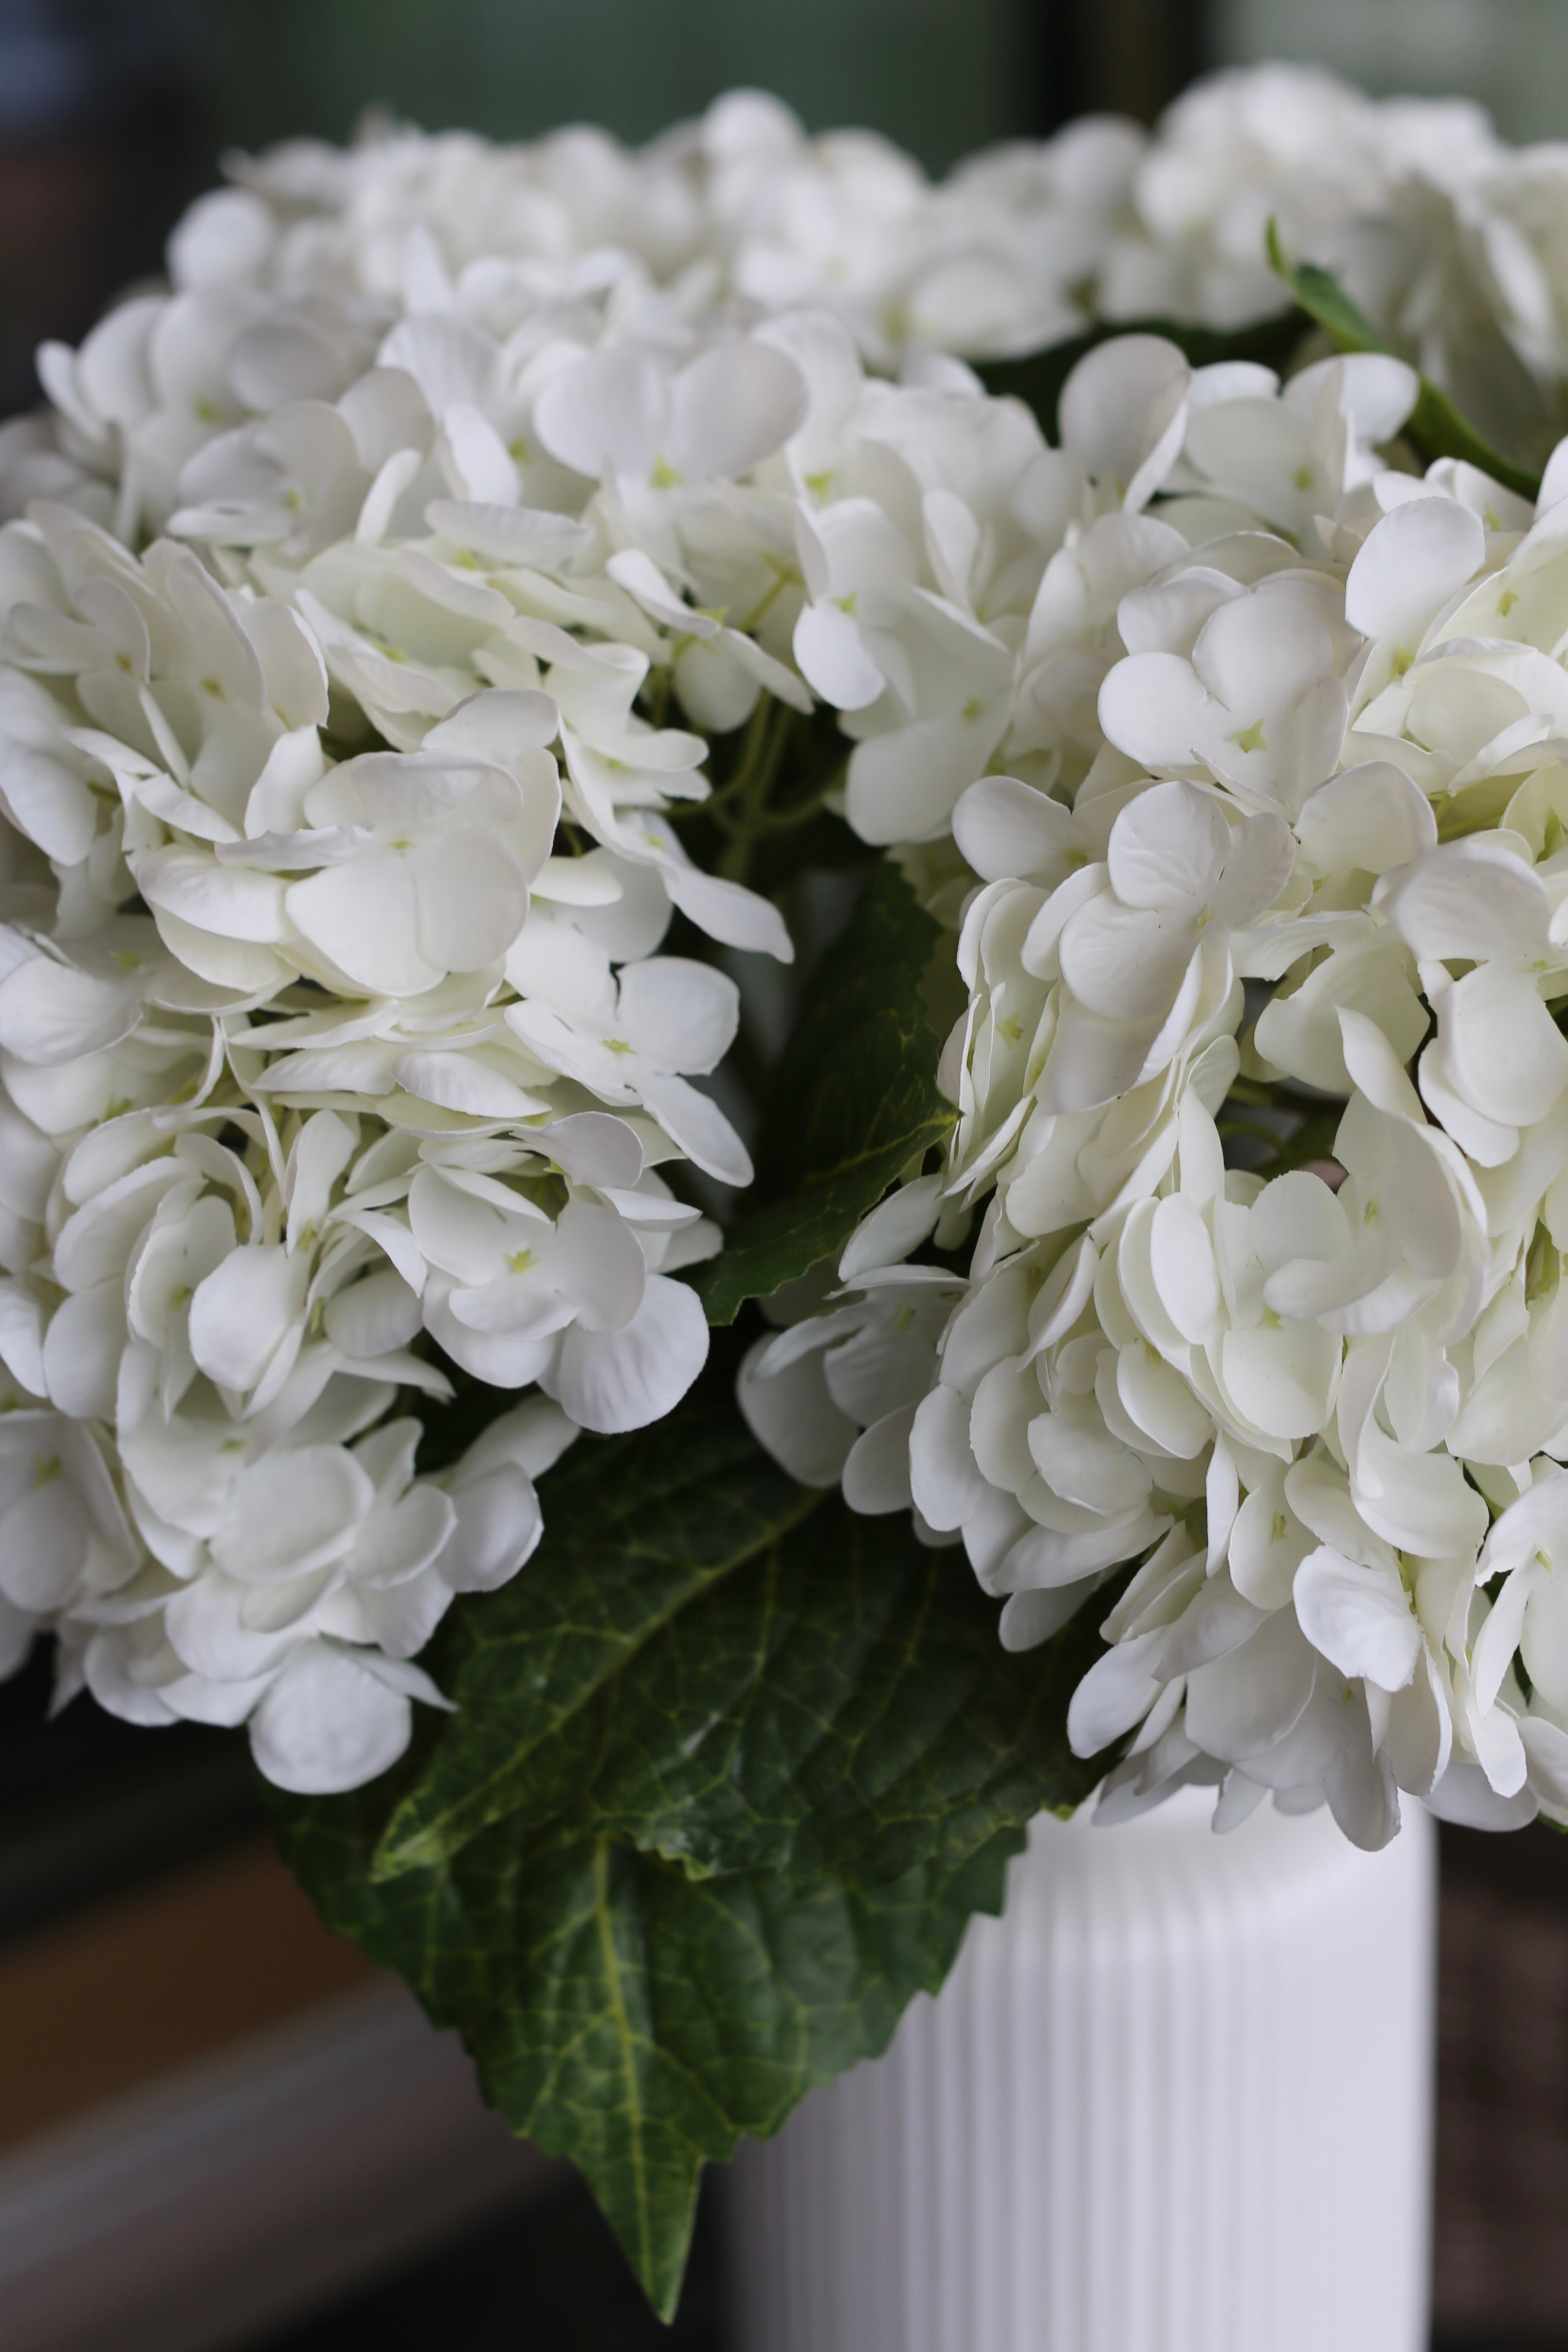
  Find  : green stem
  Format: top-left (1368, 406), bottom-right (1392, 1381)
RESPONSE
top-left (736, 559), bottom-right (802, 637)
top-left (751, 775), bottom-right (842, 834)
top-left (714, 696), bottom-right (796, 884)
top-left (1220, 1068), bottom-right (1346, 1179)
top-left (675, 694), bottom-right (778, 833)
top-left (642, 665), bottom-right (672, 731)
top-left (1226, 1074), bottom-right (1335, 1111)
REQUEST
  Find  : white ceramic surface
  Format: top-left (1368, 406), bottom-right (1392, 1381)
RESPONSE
top-left (726, 1787), bottom-right (1436, 2352)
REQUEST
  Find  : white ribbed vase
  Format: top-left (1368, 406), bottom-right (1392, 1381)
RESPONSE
top-left (725, 1788), bottom-right (1436, 2352)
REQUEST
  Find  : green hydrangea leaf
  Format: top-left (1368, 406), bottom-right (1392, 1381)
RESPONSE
top-left (269, 1392), bottom-right (1116, 2316)
top-left (273, 1748), bottom-right (1024, 2317)
top-left (690, 861), bottom-right (958, 1326)
top-left (373, 1398), bottom-right (818, 1877)
top-left (507, 1499), bottom-right (1097, 1885)
top-left (1264, 218), bottom-right (1541, 500)
top-left (372, 1395), bottom-right (1106, 1887)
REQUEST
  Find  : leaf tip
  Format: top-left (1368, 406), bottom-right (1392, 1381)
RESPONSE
top-left (1264, 213), bottom-right (1289, 283)
top-left (582, 2151), bottom-right (704, 2325)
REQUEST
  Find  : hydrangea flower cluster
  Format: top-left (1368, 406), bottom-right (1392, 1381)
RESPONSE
top-left (745, 333), bottom-right (1568, 1847)
top-left (12, 55), bottom-right (1568, 533)
top-left (13, 74), bottom-right (1568, 1862)
top-left (0, 283), bottom-right (820, 1789)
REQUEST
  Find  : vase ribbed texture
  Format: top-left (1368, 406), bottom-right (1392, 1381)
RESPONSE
top-left (725, 1788), bottom-right (1436, 2352)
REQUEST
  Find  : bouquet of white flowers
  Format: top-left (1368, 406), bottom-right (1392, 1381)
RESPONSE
top-left (7, 62), bottom-right (1568, 2315)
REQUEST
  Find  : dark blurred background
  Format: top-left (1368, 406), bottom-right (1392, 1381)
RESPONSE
top-left (1, 1), bottom-right (1568, 2346)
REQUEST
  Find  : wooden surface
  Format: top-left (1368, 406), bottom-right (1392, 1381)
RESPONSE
top-left (0, 1835), bottom-right (373, 2154)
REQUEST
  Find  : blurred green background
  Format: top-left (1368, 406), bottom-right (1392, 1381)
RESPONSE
top-left (206, 0), bottom-right (1026, 173)
top-left (188, 0), bottom-right (1568, 165)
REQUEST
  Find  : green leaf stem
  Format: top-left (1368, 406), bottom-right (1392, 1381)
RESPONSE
top-left (1265, 219), bottom-right (1541, 499)
top-left (982, 245), bottom-right (1541, 502)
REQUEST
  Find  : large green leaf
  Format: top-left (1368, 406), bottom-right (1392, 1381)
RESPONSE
top-left (1265, 220), bottom-right (1541, 500)
top-left (271, 1390), bottom-right (1115, 2315)
top-left (374, 1399), bottom-right (817, 1875)
top-left (276, 1783), bottom-right (1017, 2321)
top-left (373, 1396), bottom-right (1103, 1886)
top-left (690, 861), bottom-right (958, 1326)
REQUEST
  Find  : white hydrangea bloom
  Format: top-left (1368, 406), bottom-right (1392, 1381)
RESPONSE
top-left (16, 64), bottom-right (1568, 496)
top-left (744, 303), bottom-right (1568, 1846)
top-left (18, 82), bottom-right (1568, 1840)
top-left (0, 282), bottom-right (831, 1785)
